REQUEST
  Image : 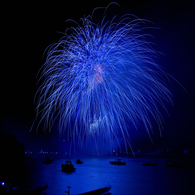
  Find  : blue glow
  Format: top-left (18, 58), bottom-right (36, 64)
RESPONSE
top-left (34, 5), bottom-right (173, 150)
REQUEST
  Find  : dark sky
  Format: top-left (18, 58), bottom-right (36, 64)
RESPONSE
top-left (1, 0), bottom-right (195, 153)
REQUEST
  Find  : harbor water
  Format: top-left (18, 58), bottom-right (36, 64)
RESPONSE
top-left (21, 156), bottom-right (195, 195)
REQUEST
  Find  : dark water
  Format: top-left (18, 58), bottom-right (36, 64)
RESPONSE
top-left (21, 156), bottom-right (195, 195)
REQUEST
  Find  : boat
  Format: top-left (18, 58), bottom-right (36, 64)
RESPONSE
top-left (61, 160), bottom-right (76, 172)
top-left (143, 162), bottom-right (157, 166)
top-left (109, 160), bottom-right (126, 165)
top-left (25, 184), bottom-right (48, 194)
top-left (0, 181), bottom-right (19, 194)
top-left (78, 186), bottom-right (111, 195)
top-left (43, 156), bottom-right (53, 164)
top-left (0, 181), bottom-right (47, 194)
top-left (76, 159), bottom-right (83, 164)
top-left (166, 162), bottom-right (187, 167)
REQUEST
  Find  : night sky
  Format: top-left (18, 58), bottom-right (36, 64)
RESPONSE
top-left (1, 0), bottom-right (195, 153)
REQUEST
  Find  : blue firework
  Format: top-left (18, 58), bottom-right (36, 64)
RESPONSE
top-left (35, 5), bottom-right (173, 148)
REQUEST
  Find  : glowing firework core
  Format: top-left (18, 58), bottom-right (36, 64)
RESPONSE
top-left (88, 64), bottom-right (104, 92)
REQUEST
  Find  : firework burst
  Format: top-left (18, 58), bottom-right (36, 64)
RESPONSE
top-left (34, 4), bottom-right (173, 150)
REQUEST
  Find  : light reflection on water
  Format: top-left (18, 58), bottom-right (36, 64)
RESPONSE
top-left (22, 156), bottom-right (195, 195)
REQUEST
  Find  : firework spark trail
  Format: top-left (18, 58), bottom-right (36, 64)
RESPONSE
top-left (35, 4), bottom-right (173, 149)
